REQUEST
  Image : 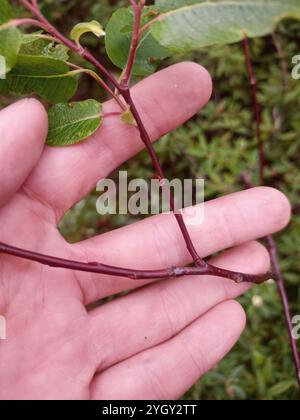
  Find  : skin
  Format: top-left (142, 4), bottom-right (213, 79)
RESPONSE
top-left (0, 62), bottom-right (291, 400)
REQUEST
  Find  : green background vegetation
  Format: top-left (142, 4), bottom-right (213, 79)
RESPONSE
top-left (2, 0), bottom-right (300, 400)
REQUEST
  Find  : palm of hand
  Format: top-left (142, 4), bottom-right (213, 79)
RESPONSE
top-left (0, 63), bottom-right (290, 400)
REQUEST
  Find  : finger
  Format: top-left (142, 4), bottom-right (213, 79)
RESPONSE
top-left (0, 99), bottom-right (48, 207)
top-left (90, 300), bottom-right (245, 400)
top-left (88, 241), bottom-right (268, 371)
top-left (24, 62), bottom-right (212, 218)
top-left (74, 187), bottom-right (290, 303)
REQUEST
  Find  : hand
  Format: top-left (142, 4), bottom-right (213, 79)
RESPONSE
top-left (0, 63), bottom-right (290, 400)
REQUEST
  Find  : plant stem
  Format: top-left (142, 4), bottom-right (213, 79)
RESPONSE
top-left (0, 242), bottom-right (271, 284)
top-left (19, 0), bottom-right (206, 268)
top-left (118, 0), bottom-right (206, 267)
top-left (67, 63), bottom-right (127, 111)
top-left (267, 236), bottom-right (300, 389)
top-left (121, 88), bottom-right (207, 267)
top-left (243, 36), bottom-right (300, 391)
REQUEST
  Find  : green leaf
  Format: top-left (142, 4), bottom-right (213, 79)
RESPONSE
top-left (269, 380), bottom-right (295, 397)
top-left (70, 20), bottom-right (105, 44)
top-left (20, 37), bottom-right (70, 61)
top-left (21, 32), bottom-right (45, 44)
top-left (0, 27), bottom-right (22, 73)
top-left (105, 7), bottom-right (168, 76)
top-left (0, 55), bottom-right (78, 103)
top-left (47, 99), bottom-right (103, 147)
top-left (0, 0), bottom-right (14, 24)
top-left (0, 0), bottom-right (21, 74)
top-left (150, 0), bottom-right (300, 53)
top-left (155, 0), bottom-right (205, 12)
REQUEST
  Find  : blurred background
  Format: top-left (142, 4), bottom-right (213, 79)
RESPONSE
top-left (3, 0), bottom-right (300, 400)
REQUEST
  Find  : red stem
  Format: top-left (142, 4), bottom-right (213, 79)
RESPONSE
top-left (118, 0), bottom-right (206, 267)
top-left (121, 88), bottom-right (206, 267)
top-left (19, 0), bottom-right (206, 269)
top-left (267, 236), bottom-right (300, 389)
top-left (0, 242), bottom-right (270, 284)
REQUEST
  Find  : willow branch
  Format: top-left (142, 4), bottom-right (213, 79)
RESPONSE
top-left (2, 0), bottom-right (272, 285)
top-left (243, 36), bottom-right (300, 391)
top-left (19, 0), bottom-right (206, 268)
top-left (0, 242), bottom-right (270, 284)
top-left (120, 88), bottom-right (206, 266)
top-left (267, 236), bottom-right (300, 389)
top-left (118, 0), bottom-right (206, 267)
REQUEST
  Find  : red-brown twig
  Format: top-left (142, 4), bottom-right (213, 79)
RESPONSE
top-left (120, 88), bottom-right (206, 267)
top-left (117, 0), bottom-right (206, 267)
top-left (19, 0), bottom-right (207, 269)
top-left (0, 242), bottom-right (270, 284)
top-left (243, 36), bottom-right (300, 391)
top-left (267, 236), bottom-right (300, 389)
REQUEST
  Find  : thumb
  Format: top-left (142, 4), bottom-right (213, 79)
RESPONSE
top-left (0, 98), bottom-right (48, 207)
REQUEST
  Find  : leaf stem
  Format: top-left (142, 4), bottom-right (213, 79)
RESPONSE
top-left (67, 63), bottom-right (126, 111)
top-left (0, 18), bottom-right (48, 32)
